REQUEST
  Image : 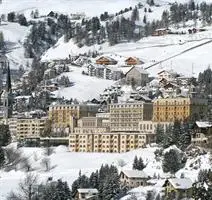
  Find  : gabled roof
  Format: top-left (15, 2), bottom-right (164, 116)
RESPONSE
top-left (168, 178), bottom-right (193, 189)
top-left (121, 170), bottom-right (148, 179)
top-left (96, 56), bottom-right (117, 62)
top-left (196, 121), bottom-right (212, 128)
top-left (126, 66), bottom-right (148, 75)
top-left (77, 189), bottom-right (98, 194)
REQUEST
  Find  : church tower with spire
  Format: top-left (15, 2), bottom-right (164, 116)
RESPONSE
top-left (0, 55), bottom-right (12, 122)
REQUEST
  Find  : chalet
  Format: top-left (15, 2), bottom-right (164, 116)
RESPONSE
top-left (163, 178), bottom-right (193, 200)
top-left (126, 66), bottom-right (149, 86)
top-left (41, 83), bottom-right (58, 92)
top-left (191, 121), bottom-right (212, 146)
top-left (120, 170), bottom-right (149, 188)
top-left (125, 57), bottom-right (144, 66)
top-left (74, 188), bottom-right (98, 200)
top-left (96, 56), bottom-right (117, 65)
top-left (152, 28), bottom-right (170, 36)
top-left (157, 70), bottom-right (177, 81)
top-left (163, 82), bottom-right (179, 90)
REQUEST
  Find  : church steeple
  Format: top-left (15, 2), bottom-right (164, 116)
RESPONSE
top-left (6, 62), bottom-right (11, 92)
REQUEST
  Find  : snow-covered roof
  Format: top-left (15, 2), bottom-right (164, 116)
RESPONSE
top-left (77, 188), bottom-right (98, 193)
top-left (168, 178), bottom-right (193, 189)
top-left (121, 170), bottom-right (148, 179)
top-left (134, 66), bottom-right (149, 74)
top-left (196, 121), bottom-right (212, 128)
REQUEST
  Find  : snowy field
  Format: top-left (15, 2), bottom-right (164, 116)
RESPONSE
top-left (0, 144), bottom-right (210, 199)
top-left (53, 66), bottom-right (115, 101)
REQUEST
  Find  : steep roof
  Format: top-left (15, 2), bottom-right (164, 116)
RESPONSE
top-left (196, 121), bottom-right (212, 128)
top-left (168, 178), bottom-right (193, 189)
top-left (126, 66), bottom-right (148, 75)
top-left (77, 188), bottom-right (98, 193)
top-left (121, 170), bottom-right (148, 179)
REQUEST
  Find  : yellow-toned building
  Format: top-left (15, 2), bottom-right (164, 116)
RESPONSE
top-left (69, 132), bottom-right (150, 153)
top-left (109, 102), bottom-right (153, 132)
top-left (49, 104), bottom-right (99, 131)
top-left (153, 97), bottom-right (208, 122)
top-left (16, 117), bottom-right (47, 140)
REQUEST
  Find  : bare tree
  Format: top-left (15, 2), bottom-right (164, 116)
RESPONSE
top-left (4, 147), bottom-right (24, 171)
top-left (7, 173), bottom-right (38, 200)
top-left (41, 157), bottom-right (51, 171)
top-left (43, 146), bottom-right (54, 156)
top-left (117, 159), bottom-right (127, 168)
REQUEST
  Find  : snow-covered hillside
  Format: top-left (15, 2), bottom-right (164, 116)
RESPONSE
top-left (53, 66), bottom-right (115, 101)
top-left (42, 26), bottom-right (212, 77)
top-left (0, 0), bottom-right (139, 17)
top-left (0, 144), bottom-right (210, 200)
top-left (0, 22), bottom-right (31, 69)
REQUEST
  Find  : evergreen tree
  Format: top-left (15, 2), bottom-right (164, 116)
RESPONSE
top-left (131, 7), bottom-right (139, 21)
top-left (162, 149), bottom-right (186, 174)
top-left (0, 146), bottom-right (5, 168)
top-left (143, 15), bottom-right (147, 24)
top-left (132, 155), bottom-right (139, 170)
top-left (0, 31), bottom-right (5, 50)
top-left (7, 12), bottom-right (15, 22)
top-left (137, 157), bottom-right (145, 170)
top-left (18, 14), bottom-right (28, 26)
top-left (155, 124), bottom-right (165, 144)
top-left (0, 124), bottom-right (11, 146)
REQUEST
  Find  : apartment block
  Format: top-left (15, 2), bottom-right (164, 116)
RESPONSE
top-left (49, 104), bottom-right (99, 131)
top-left (69, 132), bottom-right (149, 153)
top-left (109, 102), bottom-right (153, 132)
top-left (153, 97), bottom-right (208, 122)
top-left (16, 117), bottom-right (47, 140)
top-left (139, 121), bottom-right (172, 133)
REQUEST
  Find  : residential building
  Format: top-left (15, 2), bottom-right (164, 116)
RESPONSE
top-left (157, 70), bottom-right (177, 81)
top-left (120, 170), bottom-right (149, 189)
top-left (153, 97), bottom-right (208, 122)
top-left (139, 121), bottom-right (172, 133)
top-left (152, 28), bottom-right (170, 36)
top-left (110, 102), bottom-right (153, 132)
top-left (96, 56), bottom-right (117, 65)
top-left (16, 117), bottom-right (47, 140)
top-left (125, 57), bottom-right (144, 65)
top-left (69, 132), bottom-right (151, 153)
top-left (163, 178), bottom-right (193, 200)
top-left (126, 66), bottom-right (149, 86)
top-left (191, 121), bottom-right (212, 146)
top-left (49, 104), bottom-right (99, 131)
top-left (74, 188), bottom-right (98, 200)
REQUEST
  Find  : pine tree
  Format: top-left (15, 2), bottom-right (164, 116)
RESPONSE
top-left (0, 147), bottom-right (5, 168)
top-left (0, 124), bottom-right (11, 146)
top-left (131, 7), bottom-right (139, 21)
top-left (137, 157), bottom-right (145, 170)
top-left (143, 15), bottom-right (147, 24)
top-left (162, 149), bottom-right (185, 174)
top-left (132, 155), bottom-right (139, 170)
top-left (155, 124), bottom-right (165, 144)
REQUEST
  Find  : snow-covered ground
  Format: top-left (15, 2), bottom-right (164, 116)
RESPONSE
top-left (42, 27), bottom-right (212, 77)
top-left (52, 66), bottom-right (115, 101)
top-left (0, 0), bottom-right (139, 17)
top-left (0, 22), bottom-right (31, 69)
top-left (0, 144), bottom-right (210, 200)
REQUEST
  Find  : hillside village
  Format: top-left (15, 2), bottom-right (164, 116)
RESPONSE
top-left (0, 0), bottom-right (212, 199)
